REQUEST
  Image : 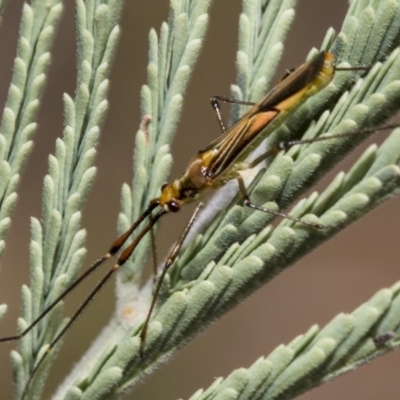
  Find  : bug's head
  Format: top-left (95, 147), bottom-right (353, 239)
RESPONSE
top-left (153, 182), bottom-right (182, 212)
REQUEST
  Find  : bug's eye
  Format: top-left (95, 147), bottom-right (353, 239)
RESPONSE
top-left (161, 183), bottom-right (168, 192)
top-left (168, 200), bottom-right (180, 212)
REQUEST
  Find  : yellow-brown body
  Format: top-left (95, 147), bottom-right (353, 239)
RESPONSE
top-left (156, 51), bottom-right (335, 212)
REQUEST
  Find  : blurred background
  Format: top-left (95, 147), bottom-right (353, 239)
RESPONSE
top-left (0, 0), bottom-right (399, 399)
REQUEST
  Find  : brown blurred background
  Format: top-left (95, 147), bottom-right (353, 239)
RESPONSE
top-left (0, 0), bottom-right (399, 399)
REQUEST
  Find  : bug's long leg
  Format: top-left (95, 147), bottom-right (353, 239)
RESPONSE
top-left (0, 203), bottom-right (158, 345)
top-left (239, 122), bottom-right (400, 172)
top-left (235, 123), bottom-right (400, 229)
top-left (139, 202), bottom-right (204, 356)
top-left (277, 123), bottom-right (400, 150)
top-left (20, 207), bottom-right (166, 400)
top-left (210, 95), bottom-right (256, 133)
top-left (242, 123), bottom-right (400, 170)
top-left (237, 175), bottom-right (325, 229)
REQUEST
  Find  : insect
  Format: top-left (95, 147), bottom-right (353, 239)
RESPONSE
top-left (0, 50), bottom-right (368, 398)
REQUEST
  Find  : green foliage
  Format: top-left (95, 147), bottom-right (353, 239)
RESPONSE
top-left (0, 1), bottom-right (123, 399)
top-left (188, 282), bottom-right (400, 400)
top-left (0, 0), bottom-right (62, 261)
top-left (1, 0), bottom-right (400, 399)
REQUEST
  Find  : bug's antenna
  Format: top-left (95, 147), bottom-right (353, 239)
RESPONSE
top-left (0, 202), bottom-right (159, 345)
top-left (19, 206), bottom-right (166, 400)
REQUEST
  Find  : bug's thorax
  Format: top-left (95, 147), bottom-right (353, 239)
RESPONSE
top-left (156, 151), bottom-right (217, 212)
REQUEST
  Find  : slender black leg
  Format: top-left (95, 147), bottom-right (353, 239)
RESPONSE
top-left (236, 175), bottom-right (326, 229)
top-left (272, 123), bottom-right (400, 151)
top-left (139, 202), bottom-right (203, 356)
top-left (210, 95), bottom-right (256, 133)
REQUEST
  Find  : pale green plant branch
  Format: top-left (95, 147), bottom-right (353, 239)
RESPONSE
top-left (119, 0), bottom-right (400, 396)
top-left (2, 0), bottom-right (400, 400)
top-left (4, 1), bottom-right (124, 399)
top-left (0, 0), bottom-right (62, 261)
top-left (49, 2), bottom-right (300, 399)
top-left (52, 1), bottom-right (298, 399)
top-left (186, 281), bottom-right (400, 400)
top-left (51, 1), bottom-right (400, 399)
